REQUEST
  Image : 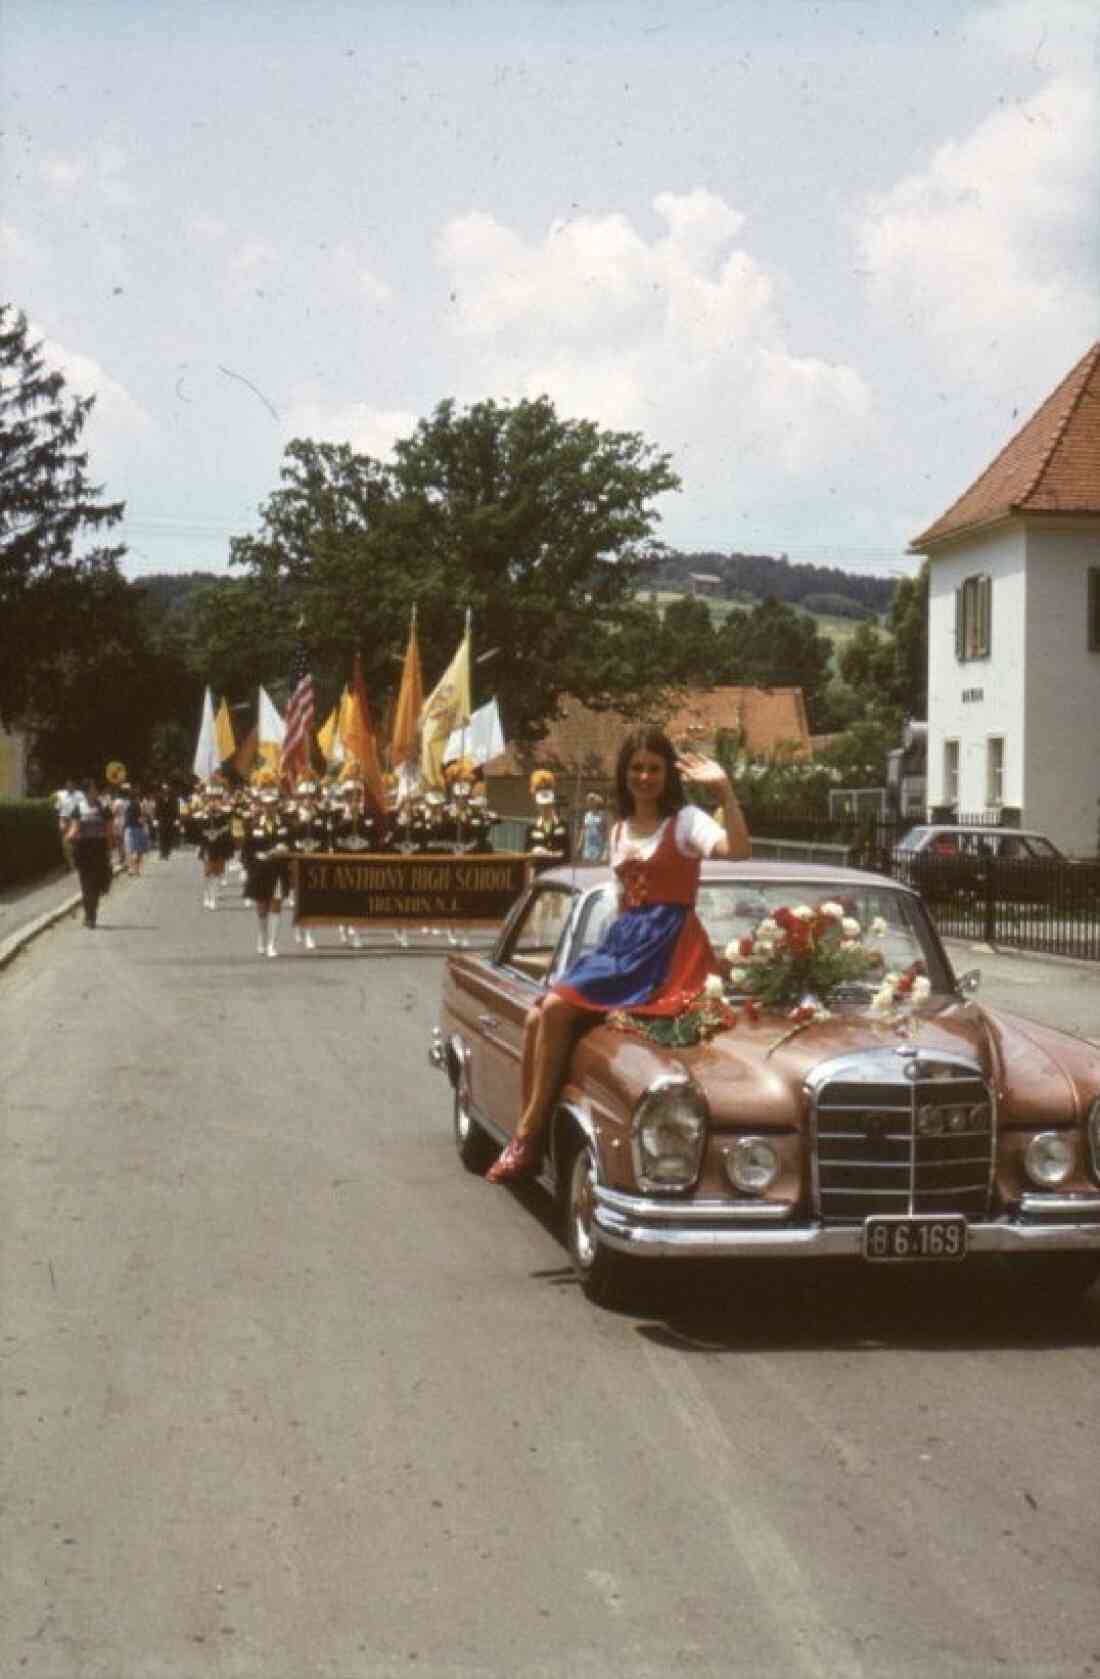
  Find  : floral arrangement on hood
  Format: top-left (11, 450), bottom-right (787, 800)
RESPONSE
top-left (724, 901), bottom-right (886, 1017)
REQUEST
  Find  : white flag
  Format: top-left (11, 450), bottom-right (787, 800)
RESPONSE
top-left (192, 687), bottom-right (219, 781)
top-left (445, 697), bottom-right (505, 768)
top-left (257, 685), bottom-right (285, 772)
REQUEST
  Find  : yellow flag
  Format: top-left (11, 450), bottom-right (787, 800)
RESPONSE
top-left (390, 611), bottom-right (424, 770)
top-left (420, 627), bottom-right (471, 789)
top-left (214, 698), bottom-right (236, 763)
top-left (317, 692), bottom-right (346, 764)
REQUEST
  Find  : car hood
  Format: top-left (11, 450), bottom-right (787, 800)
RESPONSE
top-left (572, 999), bottom-right (1100, 1129)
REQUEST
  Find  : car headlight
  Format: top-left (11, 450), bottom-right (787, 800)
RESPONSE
top-left (1089, 1097), bottom-right (1100, 1182)
top-left (1024, 1131), bottom-right (1076, 1189)
top-left (726, 1136), bottom-right (780, 1195)
top-left (631, 1075), bottom-right (708, 1191)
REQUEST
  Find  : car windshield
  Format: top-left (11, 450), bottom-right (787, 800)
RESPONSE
top-left (896, 827), bottom-right (930, 853)
top-left (571, 877), bottom-right (952, 994)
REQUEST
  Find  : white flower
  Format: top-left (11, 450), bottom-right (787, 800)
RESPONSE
top-left (870, 916), bottom-right (887, 937)
top-left (757, 918), bottom-right (779, 937)
top-left (840, 938), bottom-right (859, 951)
top-left (911, 976), bottom-right (932, 1005)
top-left (884, 971), bottom-right (902, 988)
top-left (754, 937), bottom-right (776, 955)
top-left (841, 916), bottom-right (861, 938)
top-left (724, 939), bottom-right (745, 963)
top-left (869, 987), bottom-right (895, 1016)
top-left (792, 905), bottom-right (814, 921)
top-left (704, 973), bottom-right (725, 1000)
top-left (819, 901), bottom-right (844, 919)
top-left (730, 967), bottom-right (749, 985)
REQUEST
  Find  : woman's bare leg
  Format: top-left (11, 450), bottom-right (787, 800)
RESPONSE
top-left (517, 994), bottom-right (582, 1139)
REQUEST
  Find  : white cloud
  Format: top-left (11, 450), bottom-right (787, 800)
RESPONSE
top-left (42, 157), bottom-right (86, 190)
top-left (1, 223), bottom-right (44, 262)
top-left (856, 0), bottom-right (1100, 387)
top-left (435, 190), bottom-right (873, 523)
top-left (187, 214), bottom-right (226, 240)
top-left (33, 326), bottom-right (151, 442)
top-left (42, 146), bottom-right (137, 206)
top-left (229, 239), bottom-right (278, 280)
top-left (282, 399), bottom-right (416, 459)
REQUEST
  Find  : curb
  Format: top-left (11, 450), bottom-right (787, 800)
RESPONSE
top-left (0, 864), bottom-right (126, 973)
top-left (941, 935), bottom-right (1100, 976)
top-left (0, 888), bottom-right (84, 971)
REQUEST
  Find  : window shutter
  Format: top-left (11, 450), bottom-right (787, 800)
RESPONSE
top-left (1089, 569), bottom-right (1100, 653)
top-left (955, 584), bottom-right (963, 659)
top-left (980, 575), bottom-right (992, 655)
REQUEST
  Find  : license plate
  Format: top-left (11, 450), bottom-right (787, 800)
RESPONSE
top-left (863, 1215), bottom-right (968, 1262)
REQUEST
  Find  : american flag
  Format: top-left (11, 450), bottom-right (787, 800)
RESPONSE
top-left (281, 640), bottom-right (315, 783)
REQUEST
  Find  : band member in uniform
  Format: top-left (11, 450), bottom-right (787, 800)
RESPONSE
top-left (290, 778), bottom-right (326, 951)
top-left (528, 769), bottom-right (571, 871)
top-left (241, 787), bottom-right (294, 956)
top-left (199, 791), bottom-right (235, 909)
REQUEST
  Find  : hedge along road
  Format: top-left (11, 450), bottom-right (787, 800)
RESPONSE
top-left (3, 851), bottom-right (1099, 1679)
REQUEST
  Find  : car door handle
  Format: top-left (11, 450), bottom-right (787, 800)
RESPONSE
top-left (478, 1013), bottom-right (500, 1030)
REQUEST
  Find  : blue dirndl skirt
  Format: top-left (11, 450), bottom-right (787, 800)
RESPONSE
top-left (553, 903), bottom-right (692, 1012)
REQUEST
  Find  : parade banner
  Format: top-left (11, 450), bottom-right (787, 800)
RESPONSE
top-left (293, 852), bottom-right (529, 927)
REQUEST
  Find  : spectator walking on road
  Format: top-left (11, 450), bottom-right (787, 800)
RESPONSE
top-left (63, 778), bottom-right (113, 928)
top-left (154, 784), bottom-right (178, 859)
top-left (123, 786), bottom-right (150, 877)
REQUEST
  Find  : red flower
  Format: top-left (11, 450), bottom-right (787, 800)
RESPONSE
top-left (738, 936), bottom-right (755, 957)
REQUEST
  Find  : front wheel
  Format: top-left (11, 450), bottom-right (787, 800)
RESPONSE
top-left (453, 1075), bottom-right (495, 1174)
top-left (563, 1134), bottom-right (638, 1308)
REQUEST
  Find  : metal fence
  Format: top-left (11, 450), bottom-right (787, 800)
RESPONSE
top-left (745, 811), bottom-right (1100, 963)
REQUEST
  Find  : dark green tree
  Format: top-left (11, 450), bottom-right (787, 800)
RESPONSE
top-left (715, 597), bottom-right (834, 728)
top-left (838, 564), bottom-right (927, 719)
top-left (659, 595), bottom-right (718, 686)
top-left (0, 307), bottom-right (126, 728)
top-left (197, 398), bottom-right (681, 742)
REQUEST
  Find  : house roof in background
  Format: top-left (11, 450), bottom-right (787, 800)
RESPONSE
top-left (485, 687), bottom-right (810, 778)
top-left (910, 341), bottom-right (1100, 551)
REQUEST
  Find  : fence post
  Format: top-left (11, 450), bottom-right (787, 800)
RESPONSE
top-left (982, 858), bottom-right (997, 944)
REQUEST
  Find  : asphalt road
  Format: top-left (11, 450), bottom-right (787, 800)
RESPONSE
top-left (3, 854), bottom-right (1099, 1679)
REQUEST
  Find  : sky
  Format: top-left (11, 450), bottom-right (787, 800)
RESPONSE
top-left (2, 0), bottom-right (1097, 585)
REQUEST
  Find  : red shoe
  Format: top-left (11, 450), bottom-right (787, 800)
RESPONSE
top-left (486, 1132), bottom-right (541, 1184)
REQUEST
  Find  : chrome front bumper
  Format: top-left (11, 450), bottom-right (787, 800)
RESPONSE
top-left (595, 1186), bottom-right (1100, 1259)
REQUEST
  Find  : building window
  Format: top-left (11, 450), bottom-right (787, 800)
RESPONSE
top-left (943, 738), bottom-right (959, 808)
top-left (1089, 569), bottom-right (1100, 652)
top-left (955, 574), bottom-right (992, 660)
top-left (986, 736), bottom-right (1005, 808)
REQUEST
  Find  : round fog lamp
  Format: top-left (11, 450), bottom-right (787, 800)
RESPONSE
top-left (1024, 1131), bottom-right (1075, 1188)
top-left (727, 1136), bottom-right (780, 1195)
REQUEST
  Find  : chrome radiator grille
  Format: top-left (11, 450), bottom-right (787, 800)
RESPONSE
top-left (808, 1050), bottom-right (994, 1226)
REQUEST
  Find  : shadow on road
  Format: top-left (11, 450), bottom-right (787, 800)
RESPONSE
top-left (628, 1259), bottom-right (1100, 1353)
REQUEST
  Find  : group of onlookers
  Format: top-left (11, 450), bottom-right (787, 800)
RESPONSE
top-left (56, 778), bottom-right (183, 928)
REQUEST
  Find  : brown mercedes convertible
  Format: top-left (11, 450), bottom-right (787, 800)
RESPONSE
top-left (430, 861), bottom-right (1100, 1306)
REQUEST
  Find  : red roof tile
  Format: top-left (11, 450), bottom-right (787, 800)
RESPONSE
top-left (484, 687), bottom-right (810, 778)
top-left (910, 341), bottom-right (1100, 550)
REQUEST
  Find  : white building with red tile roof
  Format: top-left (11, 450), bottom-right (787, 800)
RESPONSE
top-left (910, 342), bottom-right (1100, 855)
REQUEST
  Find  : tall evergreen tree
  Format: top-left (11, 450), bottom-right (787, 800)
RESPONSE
top-left (0, 306), bottom-right (126, 726)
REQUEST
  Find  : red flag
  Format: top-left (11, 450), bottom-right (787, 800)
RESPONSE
top-left (281, 639), bottom-right (315, 785)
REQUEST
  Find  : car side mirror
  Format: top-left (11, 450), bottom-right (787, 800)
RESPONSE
top-left (956, 968), bottom-right (981, 998)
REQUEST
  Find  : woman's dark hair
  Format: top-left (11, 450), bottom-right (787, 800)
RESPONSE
top-left (614, 728), bottom-right (685, 820)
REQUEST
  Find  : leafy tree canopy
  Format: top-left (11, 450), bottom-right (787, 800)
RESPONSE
top-left (193, 397), bottom-right (681, 741)
top-left (838, 562), bottom-right (927, 719)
